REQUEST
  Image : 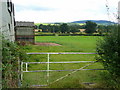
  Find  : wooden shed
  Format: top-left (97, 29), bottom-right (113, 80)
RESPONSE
top-left (15, 21), bottom-right (35, 44)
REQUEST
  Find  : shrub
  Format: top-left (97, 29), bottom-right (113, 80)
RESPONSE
top-left (96, 25), bottom-right (120, 76)
top-left (2, 38), bottom-right (28, 88)
top-left (95, 71), bottom-right (120, 88)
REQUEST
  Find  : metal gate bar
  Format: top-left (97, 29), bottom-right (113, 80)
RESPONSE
top-left (21, 52), bottom-right (99, 87)
top-left (27, 52), bottom-right (97, 55)
top-left (23, 69), bottom-right (106, 72)
top-left (23, 61), bottom-right (95, 64)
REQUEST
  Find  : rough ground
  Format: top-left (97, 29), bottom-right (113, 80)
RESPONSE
top-left (35, 43), bottom-right (61, 46)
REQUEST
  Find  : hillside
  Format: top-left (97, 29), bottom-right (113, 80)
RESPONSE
top-left (71, 20), bottom-right (116, 25)
top-left (35, 20), bottom-right (116, 26)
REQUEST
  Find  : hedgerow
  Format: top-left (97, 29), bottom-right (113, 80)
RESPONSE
top-left (2, 37), bottom-right (28, 88)
top-left (97, 25), bottom-right (120, 76)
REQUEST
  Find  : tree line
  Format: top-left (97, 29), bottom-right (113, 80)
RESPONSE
top-left (35, 21), bottom-right (115, 35)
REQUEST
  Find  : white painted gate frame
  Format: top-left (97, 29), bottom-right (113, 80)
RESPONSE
top-left (20, 52), bottom-right (105, 87)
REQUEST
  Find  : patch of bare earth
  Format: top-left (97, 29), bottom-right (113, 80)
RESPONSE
top-left (34, 43), bottom-right (61, 46)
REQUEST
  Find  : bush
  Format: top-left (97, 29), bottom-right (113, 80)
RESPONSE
top-left (2, 38), bottom-right (28, 88)
top-left (97, 25), bottom-right (120, 76)
top-left (95, 71), bottom-right (120, 89)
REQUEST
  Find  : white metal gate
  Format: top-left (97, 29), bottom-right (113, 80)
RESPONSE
top-left (21, 52), bottom-right (105, 87)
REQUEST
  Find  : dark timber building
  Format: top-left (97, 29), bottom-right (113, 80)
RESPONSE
top-left (15, 21), bottom-right (35, 44)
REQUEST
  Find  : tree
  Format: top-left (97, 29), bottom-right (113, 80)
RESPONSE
top-left (104, 25), bottom-right (113, 33)
top-left (69, 25), bottom-right (80, 33)
top-left (97, 25), bottom-right (120, 76)
top-left (34, 25), bottom-right (38, 29)
top-left (46, 24), bottom-right (52, 32)
top-left (39, 24), bottom-right (48, 32)
top-left (60, 23), bottom-right (69, 33)
top-left (85, 21), bottom-right (97, 34)
top-left (97, 25), bottom-right (105, 35)
top-left (53, 25), bottom-right (60, 33)
top-left (39, 24), bottom-right (43, 29)
top-left (79, 25), bottom-right (85, 29)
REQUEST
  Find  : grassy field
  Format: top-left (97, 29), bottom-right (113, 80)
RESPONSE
top-left (25, 36), bottom-right (98, 52)
top-left (22, 36), bottom-right (106, 88)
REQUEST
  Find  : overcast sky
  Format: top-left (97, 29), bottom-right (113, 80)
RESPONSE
top-left (12, 0), bottom-right (119, 23)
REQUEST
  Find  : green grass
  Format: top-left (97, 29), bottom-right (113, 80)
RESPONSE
top-left (24, 36), bottom-right (98, 52)
top-left (22, 36), bottom-right (105, 88)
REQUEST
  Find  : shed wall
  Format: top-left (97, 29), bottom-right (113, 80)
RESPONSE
top-left (16, 27), bottom-right (34, 35)
top-left (0, 0), bottom-right (15, 42)
top-left (15, 22), bottom-right (35, 44)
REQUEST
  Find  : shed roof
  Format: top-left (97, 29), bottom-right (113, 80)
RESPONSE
top-left (16, 21), bottom-right (34, 27)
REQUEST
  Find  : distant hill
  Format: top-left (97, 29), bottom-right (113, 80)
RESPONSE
top-left (71, 20), bottom-right (116, 25)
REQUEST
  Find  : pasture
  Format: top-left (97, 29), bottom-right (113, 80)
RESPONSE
top-left (25, 36), bottom-right (98, 52)
top-left (22, 36), bottom-right (105, 88)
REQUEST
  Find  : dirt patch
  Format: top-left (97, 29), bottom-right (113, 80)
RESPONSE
top-left (34, 43), bottom-right (61, 46)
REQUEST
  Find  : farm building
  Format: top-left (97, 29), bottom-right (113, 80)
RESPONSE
top-left (0, 0), bottom-right (15, 42)
top-left (15, 21), bottom-right (35, 44)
